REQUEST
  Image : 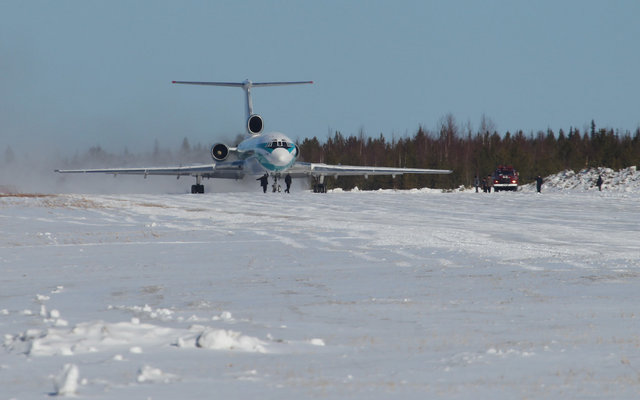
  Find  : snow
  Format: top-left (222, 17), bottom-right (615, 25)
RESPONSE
top-left (195, 328), bottom-right (267, 352)
top-left (1, 181), bottom-right (640, 398)
top-left (53, 363), bottom-right (79, 396)
top-left (520, 166), bottom-right (640, 193)
top-left (136, 365), bottom-right (177, 384)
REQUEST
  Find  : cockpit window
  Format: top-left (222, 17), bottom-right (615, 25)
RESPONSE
top-left (267, 140), bottom-right (292, 149)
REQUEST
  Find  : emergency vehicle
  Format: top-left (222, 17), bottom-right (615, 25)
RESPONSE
top-left (492, 165), bottom-right (519, 191)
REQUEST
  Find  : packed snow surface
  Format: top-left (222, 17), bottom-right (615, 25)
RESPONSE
top-left (1, 187), bottom-right (639, 398)
top-left (520, 166), bottom-right (640, 193)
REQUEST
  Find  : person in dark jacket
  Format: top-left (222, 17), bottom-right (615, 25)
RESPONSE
top-left (596, 175), bottom-right (603, 191)
top-left (257, 173), bottom-right (269, 193)
top-left (284, 173), bottom-right (292, 193)
top-left (473, 176), bottom-right (480, 193)
top-left (535, 175), bottom-right (543, 193)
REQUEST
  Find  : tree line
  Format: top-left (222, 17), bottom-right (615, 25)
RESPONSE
top-left (5, 117), bottom-right (638, 191)
top-left (298, 117), bottom-right (640, 190)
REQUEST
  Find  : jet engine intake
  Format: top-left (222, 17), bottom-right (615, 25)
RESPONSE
top-left (248, 114), bottom-right (263, 135)
top-left (211, 143), bottom-right (229, 161)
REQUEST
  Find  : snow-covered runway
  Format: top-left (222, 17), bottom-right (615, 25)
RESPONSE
top-left (2, 190), bottom-right (639, 398)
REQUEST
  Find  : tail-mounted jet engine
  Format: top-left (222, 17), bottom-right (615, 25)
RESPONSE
top-left (247, 114), bottom-right (263, 135)
top-left (211, 143), bottom-right (230, 161)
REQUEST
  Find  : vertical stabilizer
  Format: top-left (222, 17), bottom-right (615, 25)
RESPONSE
top-left (172, 79), bottom-right (313, 135)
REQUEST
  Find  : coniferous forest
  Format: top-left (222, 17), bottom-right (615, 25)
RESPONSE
top-left (298, 117), bottom-right (640, 190)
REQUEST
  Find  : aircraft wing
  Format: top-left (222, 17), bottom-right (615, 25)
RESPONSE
top-left (287, 162), bottom-right (452, 178)
top-left (55, 161), bottom-right (246, 180)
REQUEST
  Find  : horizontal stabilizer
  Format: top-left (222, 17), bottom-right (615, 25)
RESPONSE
top-left (172, 80), bottom-right (313, 87)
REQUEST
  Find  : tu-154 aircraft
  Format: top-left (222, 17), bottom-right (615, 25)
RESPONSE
top-left (56, 80), bottom-right (452, 193)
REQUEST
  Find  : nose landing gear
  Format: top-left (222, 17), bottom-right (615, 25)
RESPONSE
top-left (271, 174), bottom-right (282, 192)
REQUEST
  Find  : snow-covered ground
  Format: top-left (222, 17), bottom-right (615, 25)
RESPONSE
top-left (520, 166), bottom-right (640, 193)
top-left (2, 186), bottom-right (640, 398)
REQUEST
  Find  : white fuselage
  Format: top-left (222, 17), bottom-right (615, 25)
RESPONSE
top-left (237, 132), bottom-right (298, 174)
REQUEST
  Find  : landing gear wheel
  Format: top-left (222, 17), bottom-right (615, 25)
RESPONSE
top-left (313, 184), bottom-right (326, 193)
top-left (191, 184), bottom-right (205, 194)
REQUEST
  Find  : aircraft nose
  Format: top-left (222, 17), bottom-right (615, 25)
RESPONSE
top-left (271, 148), bottom-right (292, 166)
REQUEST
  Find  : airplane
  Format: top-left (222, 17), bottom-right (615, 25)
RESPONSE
top-left (56, 79), bottom-right (452, 193)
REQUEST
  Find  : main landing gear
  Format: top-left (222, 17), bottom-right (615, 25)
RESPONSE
top-left (191, 175), bottom-right (205, 194)
top-left (271, 175), bottom-right (282, 193)
top-left (312, 176), bottom-right (326, 193)
top-left (191, 184), bottom-right (204, 194)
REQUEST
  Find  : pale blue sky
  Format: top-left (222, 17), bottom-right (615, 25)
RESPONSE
top-left (1, 0), bottom-right (639, 156)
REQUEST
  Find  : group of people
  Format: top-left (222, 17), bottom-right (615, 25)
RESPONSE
top-left (472, 174), bottom-right (543, 193)
top-left (473, 175), bottom-right (495, 193)
top-left (257, 173), bottom-right (292, 193)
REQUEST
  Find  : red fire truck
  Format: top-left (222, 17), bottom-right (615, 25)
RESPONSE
top-left (492, 165), bottom-right (519, 191)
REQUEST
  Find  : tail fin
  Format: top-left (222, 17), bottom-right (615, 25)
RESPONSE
top-left (172, 79), bottom-right (313, 134)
